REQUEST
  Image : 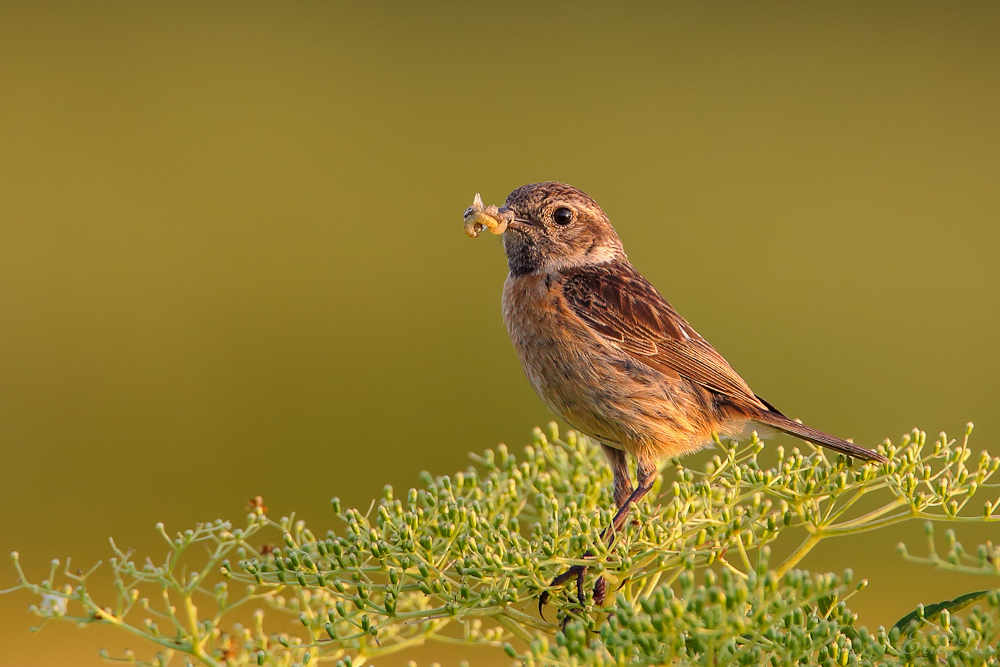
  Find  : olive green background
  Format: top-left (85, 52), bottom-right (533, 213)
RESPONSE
top-left (2, 2), bottom-right (998, 665)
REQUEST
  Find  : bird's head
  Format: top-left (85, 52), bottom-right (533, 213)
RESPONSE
top-left (498, 182), bottom-right (625, 276)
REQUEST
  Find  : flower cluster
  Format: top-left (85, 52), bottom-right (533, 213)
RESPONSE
top-left (5, 423), bottom-right (999, 666)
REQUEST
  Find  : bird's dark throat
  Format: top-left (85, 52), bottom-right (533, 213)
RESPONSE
top-left (504, 233), bottom-right (543, 276)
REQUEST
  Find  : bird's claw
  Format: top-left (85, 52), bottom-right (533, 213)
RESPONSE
top-left (593, 576), bottom-right (608, 606)
top-left (537, 561), bottom-right (608, 621)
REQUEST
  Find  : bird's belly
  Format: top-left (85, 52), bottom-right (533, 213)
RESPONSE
top-left (502, 273), bottom-right (722, 458)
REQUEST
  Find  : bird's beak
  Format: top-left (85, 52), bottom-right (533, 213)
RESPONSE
top-left (498, 207), bottom-right (534, 230)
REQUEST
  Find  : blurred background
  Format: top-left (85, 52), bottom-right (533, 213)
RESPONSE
top-left (1, 2), bottom-right (998, 665)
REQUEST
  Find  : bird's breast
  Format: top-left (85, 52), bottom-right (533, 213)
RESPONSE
top-left (501, 271), bottom-right (631, 443)
top-left (500, 270), bottom-right (725, 457)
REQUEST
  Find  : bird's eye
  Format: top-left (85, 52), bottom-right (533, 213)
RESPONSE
top-left (553, 207), bottom-right (573, 226)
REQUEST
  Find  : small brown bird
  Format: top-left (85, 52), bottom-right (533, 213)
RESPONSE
top-left (468, 182), bottom-right (887, 607)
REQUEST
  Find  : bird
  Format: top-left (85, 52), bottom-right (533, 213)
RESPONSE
top-left (465, 181), bottom-right (887, 609)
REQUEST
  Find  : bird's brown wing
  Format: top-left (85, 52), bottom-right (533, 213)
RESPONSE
top-left (560, 262), bottom-right (888, 464)
top-left (561, 262), bottom-right (770, 412)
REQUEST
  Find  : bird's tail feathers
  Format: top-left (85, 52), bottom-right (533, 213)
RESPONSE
top-left (755, 411), bottom-right (888, 463)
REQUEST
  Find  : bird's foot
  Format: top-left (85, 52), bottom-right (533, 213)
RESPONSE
top-left (538, 560), bottom-right (608, 620)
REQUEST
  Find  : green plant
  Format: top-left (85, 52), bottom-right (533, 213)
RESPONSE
top-left (5, 423), bottom-right (1000, 666)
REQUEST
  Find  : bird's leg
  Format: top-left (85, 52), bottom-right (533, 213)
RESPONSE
top-left (539, 448), bottom-right (655, 614)
top-left (606, 445), bottom-right (634, 510)
top-left (590, 457), bottom-right (656, 604)
top-left (604, 457), bottom-right (656, 539)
